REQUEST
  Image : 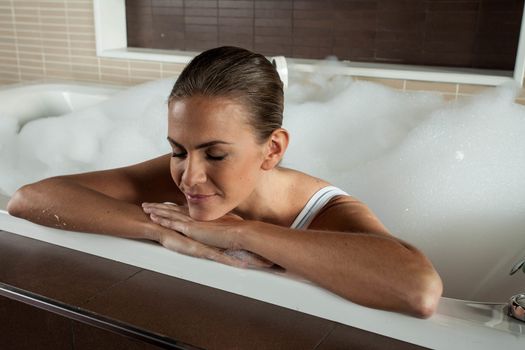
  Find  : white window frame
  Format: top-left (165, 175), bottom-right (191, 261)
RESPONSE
top-left (94, 0), bottom-right (525, 86)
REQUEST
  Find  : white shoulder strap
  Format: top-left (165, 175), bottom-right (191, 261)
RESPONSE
top-left (290, 186), bottom-right (348, 230)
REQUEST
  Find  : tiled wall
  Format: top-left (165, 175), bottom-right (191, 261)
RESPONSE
top-left (0, 0), bottom-right (524, 104)
top-left (0, 0), bottom-right (186, 86)
top-left (126, 0), bottom-right (523, 70)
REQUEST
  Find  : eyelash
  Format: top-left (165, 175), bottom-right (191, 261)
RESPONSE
top-left (171, 152), bottom-right (226, 161)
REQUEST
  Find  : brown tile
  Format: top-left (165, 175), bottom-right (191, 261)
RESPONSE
top-left (73, 321), bottom-right (165, 350)
top-left (316, 323), bottom-right (427, 350)
top-left (0, 231), bottom-right (142, 306)
top-left (83, 270), bottom-right (335, 350)
top-left (0, 296), bottom-right (72, 350)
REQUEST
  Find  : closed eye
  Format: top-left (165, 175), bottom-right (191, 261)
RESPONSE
top-left (171, 152), bottom-right (187, 159)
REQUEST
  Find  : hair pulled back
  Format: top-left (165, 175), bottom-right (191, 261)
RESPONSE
top-left (168, 46), bottom-right (284, 142)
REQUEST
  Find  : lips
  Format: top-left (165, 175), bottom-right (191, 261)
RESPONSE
top-left (185, 192), bottom-right (216, 202)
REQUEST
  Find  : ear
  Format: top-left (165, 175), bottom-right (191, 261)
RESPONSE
top-left (261, 128), bottom-right (289, 170)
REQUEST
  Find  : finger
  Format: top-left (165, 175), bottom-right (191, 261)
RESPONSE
top-left (144, 207), bottom-right (192, 222)
top-left (150, 214), bottom-right (188, 233)
top-left (182, 240), bottom-right (247, 268)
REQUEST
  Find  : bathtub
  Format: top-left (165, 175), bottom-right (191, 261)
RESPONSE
top-left (0, 81), bottom-right (524, 349)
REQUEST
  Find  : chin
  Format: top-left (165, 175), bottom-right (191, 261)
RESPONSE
top-left (188, 207), bottom-right (225, 222)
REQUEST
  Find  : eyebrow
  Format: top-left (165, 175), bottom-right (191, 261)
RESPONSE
top-left (167, 136), bottom-right (232, 150)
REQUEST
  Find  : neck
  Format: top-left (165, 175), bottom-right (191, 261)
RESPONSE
top-left (232, 168), bottom-right (297, 227)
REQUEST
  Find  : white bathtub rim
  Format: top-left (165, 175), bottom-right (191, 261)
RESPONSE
top-left (0, 208), bottom-right (524, 350)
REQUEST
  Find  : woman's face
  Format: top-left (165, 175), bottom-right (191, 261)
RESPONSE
top-left (167, 95), bottom-right (267, 221)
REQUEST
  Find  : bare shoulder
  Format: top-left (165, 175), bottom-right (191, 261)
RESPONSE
top-left (307, 194), bottom-right (392, 236)
top-left (53, 153), bottom-right (183, 205)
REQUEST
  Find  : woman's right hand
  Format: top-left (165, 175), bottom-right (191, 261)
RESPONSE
top-left (154, 226), bottom-right (248, 268)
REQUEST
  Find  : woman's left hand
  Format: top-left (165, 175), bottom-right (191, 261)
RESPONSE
top-left (141, 202), bottom-right (274, 268)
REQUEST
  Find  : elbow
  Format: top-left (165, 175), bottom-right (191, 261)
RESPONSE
top-left (7, 183), bottom-right (38, 218)
top-left (408, 269), bottom-right (443, 319)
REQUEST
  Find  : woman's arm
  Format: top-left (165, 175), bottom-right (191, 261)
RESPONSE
top-left (7, 154), bottom-right (180, 239)
top-left (7, 154), bottom-right (251, 266)
top-left (143, 197), bottom-right (443, 318)
top-left (237, 197), bottom-right (443, 318)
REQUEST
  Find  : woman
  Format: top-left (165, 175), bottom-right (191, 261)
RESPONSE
top-left (7, 46), bottom-right (442, 318)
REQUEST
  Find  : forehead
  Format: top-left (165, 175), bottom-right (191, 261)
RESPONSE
top-left (168, 95), bottom-right (251, 132)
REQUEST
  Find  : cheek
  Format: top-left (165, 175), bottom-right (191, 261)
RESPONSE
top-left (169, 159), bottom-right (182, 184)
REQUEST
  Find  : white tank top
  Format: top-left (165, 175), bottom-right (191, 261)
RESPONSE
top-left (290, 185), bottom-right (348, 230)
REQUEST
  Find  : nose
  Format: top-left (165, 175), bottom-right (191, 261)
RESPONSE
top-left (181, 154), bottom-right (207, 188)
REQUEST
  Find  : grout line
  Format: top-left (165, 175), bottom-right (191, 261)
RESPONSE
top-left (9, 0), bottom-right (20, 82)
top-left (80, 269), bottom-right (144, 307)
top-left (312, 324), bottom-right (337, 350)
top-left (65, 0), bottom-right (72, 76)
top-left (455, 83), bottom-right (460, 98)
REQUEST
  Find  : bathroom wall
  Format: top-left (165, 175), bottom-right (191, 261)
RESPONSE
top-left (1, 0), bottom-right (525, 104)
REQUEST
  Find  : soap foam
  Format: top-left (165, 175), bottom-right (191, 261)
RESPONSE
top-left (1, 70), bottom-right (524, 301)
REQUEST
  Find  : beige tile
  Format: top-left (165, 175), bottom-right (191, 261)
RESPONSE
top-left (162, 70), bottom-right (182, 78)
top-left (67, 24), bottom-right (95, 34)
top-left (13, 1), bottom-right (40, 8)
top-left (66, 17), bottom-right (93, 26)
top-left (0, 8), bottom-right (14, 16)
top-left (15, 15), bottom-right (38, 23)
top-left (515, 98), bottom-right (525, 106)
top-left (70, 47), bottom-right (96, 56)
top-left (39, 2), bottom-right (66, 9)
top-left (0, 29), bottom-right (15, 37)
top-left (44, 53), bottom-right (70, 63)
top-left (71, 63), bottom-right (99, 74)
top-left (129, 60), bottom-right (161, 71)
top-left (19, 60), bottom-right (44, 69)
top-left (162, 62), bottom-right (185, 72)
top-left (14, 29), bottom-right (40, 38)
top-left (0, 42), bottom-right (16, 51)
top-left (14, 8), bottom-right (38, 16)
top-left (0, 48), bottom-right (15, 57)
top-left (0, 22), bottom-right (15, 31)
top-left (100, 58), bottom-right (128, 68)
top-left (130, 77), bottom-right (158, 85)
top-left (130, 69), bottom-right (162, 80)
top-left (66, 9), bottom-right (93, 18)
top-left (457, 84), bottom-right (493, 95)
top-left (71, 72), bottom-right (99, 83)
top-left (19, 51), bottom-right (43, 61)
top-left (40, 23), bottom-right (68, 32)
top-left (355, 77), bottom-right (404, 90)
top-left (69, 32), bottom-right (95, 42)
top-left (69, 39), bottom-right (95, 49)
top-left (0, 76), bottom-right (20, 84)
top-left (442, 94), bottom-right (457, 102)
top-left (100, 74), bottom-right (130, 85)
top-left (41, 38), bottom-right (67, 47)
top-left (41, 31), bottom-right (68, 40)
top-left (40, 9), bottom-right (67, 18)
top-left (20, 65), bottom-right (44, 74)
top-left (0, 57), bottom-right (18, 66)
top-left (70, 55), bottom-right (98, 65)
top-left (100, 66), bottom-right (128, 77)
top-left (46, 68), bottom-right (73, 79)
top-left (43, 46), bottom-right (68, 55)
top-left (405, 80), bottom-right (458, 93)
top-left (0, 68), bottom-right (18, 80)
top-left (0, 15), bottom-right (13, 23)
top-left (17, 45), bottom-right (43, 54)
top-left (45, 60), bottom-right (70, 70)
top-left (15, 23), bottom-right (41, 31)
top-left (0, 36), bottom-right (16, 44)
top-left (66, 2), bottom-right (92, 11)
